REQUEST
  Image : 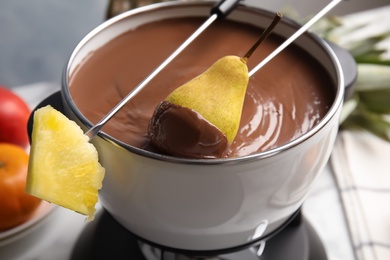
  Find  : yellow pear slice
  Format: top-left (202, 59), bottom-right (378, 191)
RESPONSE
top-left (166, 55), bottom-right (249, 143)
top-left (26, 105), bottom-right (105, 221)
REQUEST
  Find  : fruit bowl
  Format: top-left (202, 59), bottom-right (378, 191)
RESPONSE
top-left (0, 201), bottom-right (55, 247)
top-left (57, 0), bottom-right (349, 252)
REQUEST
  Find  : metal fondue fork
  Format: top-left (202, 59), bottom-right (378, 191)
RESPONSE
top-left (249, 0), bottom-right (344, 77)
top-left (85, 0), bottom-right (241, 140)
top-left (85, 0), bottom-right (344, 140)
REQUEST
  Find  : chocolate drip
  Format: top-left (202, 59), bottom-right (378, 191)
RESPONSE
top-left (148, 101), bottom-right (229, 159)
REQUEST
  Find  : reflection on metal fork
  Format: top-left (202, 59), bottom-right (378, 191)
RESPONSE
top-left (248, 0), bottom-right (344, 77)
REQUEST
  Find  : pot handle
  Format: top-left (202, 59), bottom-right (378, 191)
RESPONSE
top-left (326, 41), bottom-right (357, 100)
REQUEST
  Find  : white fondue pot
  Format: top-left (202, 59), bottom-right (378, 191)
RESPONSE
top-left (59, 0), bottom-right (348, 252)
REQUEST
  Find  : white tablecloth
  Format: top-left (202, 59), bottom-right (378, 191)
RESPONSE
top-left (331, 130), bottom-right (390, 260)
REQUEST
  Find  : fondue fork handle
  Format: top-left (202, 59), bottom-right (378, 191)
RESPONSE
top-left (85, 0), bottom-right (241, 140)
top-left (248, 0), bottom-right (344, 77)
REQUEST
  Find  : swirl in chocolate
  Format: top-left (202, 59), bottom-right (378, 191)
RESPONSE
top-left (148, 101), bottom-right (229, 158)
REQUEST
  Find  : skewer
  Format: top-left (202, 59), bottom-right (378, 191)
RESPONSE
top-left (85, 0), bottom-right (241, 140)
top-left (86, 0), bottom-right (343, 140)
top-left (249, 0), bottom-right (344, 77)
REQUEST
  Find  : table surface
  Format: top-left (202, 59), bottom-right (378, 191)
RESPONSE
top-left (2, 0), bottom-right (389, 259)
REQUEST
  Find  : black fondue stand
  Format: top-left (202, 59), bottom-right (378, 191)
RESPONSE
top-left (69, 208), bottom-right (327, 260)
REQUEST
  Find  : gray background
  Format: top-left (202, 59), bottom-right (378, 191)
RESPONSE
top-left (1, 0), bottom-right (388, 87)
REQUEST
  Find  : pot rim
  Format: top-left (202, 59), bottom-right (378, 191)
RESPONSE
top-left (62, 0), bottom-right (345, 165)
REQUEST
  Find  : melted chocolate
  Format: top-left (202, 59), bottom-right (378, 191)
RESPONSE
top-left (69, 17), bottom-right (335, 158)
top-left (148, 101), bottom-right (229, 158)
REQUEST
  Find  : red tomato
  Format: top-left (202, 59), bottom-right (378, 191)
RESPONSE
top-left (0, 86), bottom-right (31, 148)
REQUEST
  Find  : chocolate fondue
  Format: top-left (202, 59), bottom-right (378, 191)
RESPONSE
top-left (69, 17), bottom-right (335, 158)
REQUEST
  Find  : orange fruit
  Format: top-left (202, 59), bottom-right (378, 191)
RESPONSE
top-left (0, 143), bottom-right (41, 231)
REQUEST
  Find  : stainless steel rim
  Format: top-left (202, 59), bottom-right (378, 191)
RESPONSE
top-left (61, 0), bottom-right (345, 165)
